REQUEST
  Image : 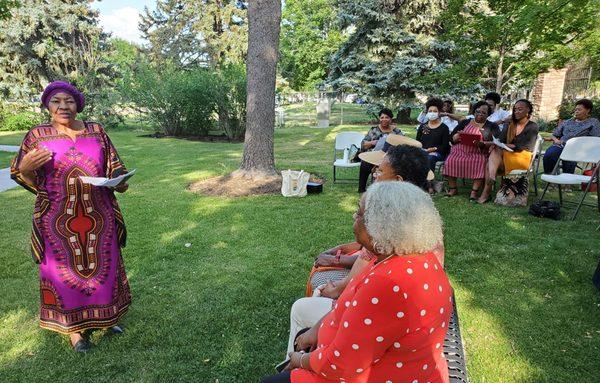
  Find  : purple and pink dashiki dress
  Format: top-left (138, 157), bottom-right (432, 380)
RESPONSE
top-left (11, 122), bottom-right (131, 334)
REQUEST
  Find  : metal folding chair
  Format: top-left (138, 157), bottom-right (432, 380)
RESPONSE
top-left (539, 136), bottom-right (600, 220)
top-left (332, 132), bottom-right (364, 183)
top-left (505, 134), bottom-right (544, 195)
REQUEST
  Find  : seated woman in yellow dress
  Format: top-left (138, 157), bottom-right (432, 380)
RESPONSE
top-left (477, 99), bottom-right (539, 203)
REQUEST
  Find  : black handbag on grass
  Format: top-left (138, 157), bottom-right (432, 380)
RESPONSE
top-left (528, 200), bottom-right (561, 220)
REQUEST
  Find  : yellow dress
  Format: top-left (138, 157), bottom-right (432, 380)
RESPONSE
top-left (503, 150), bottom-right (532, 174)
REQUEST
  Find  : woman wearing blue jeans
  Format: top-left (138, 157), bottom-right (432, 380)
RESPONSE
top-left (543, 99), bottom-right (600, 174)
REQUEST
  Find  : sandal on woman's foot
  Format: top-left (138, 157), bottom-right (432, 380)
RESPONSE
top-left (469, 189), bottom-right (479, 202)
top-left (110, 325), bottom-right (124, 334)
top-left (445, 187), bottom-right (458, 197)
top-left (477, 195), bottom-right (492, 204)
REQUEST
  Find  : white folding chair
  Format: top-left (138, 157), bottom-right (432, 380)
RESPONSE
top-left (539, 136), bottom-right (600, 220)
top-left (333, 132), bottom-right (364, 183)
top-left (506, 134), bottom-right (544, 195)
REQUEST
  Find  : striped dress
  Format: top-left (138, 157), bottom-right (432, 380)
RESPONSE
top-left (443, 122), bottom-right (487, 179)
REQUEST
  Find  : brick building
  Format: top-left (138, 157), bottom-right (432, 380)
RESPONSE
top-left (531, 64), bottom-right (593, 121)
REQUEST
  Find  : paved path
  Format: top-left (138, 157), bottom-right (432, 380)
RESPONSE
top-left (0, 145), bottom-right (19, 192)
top-left (0, 145), bottom-right (19, 152)
top-left (0, 168), bottom-right (17, 192)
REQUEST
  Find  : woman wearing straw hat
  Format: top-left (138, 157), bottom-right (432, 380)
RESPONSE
top-left (10, 81), bottom-right (132, 352)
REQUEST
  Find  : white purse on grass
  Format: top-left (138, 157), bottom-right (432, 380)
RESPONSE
top-left (281, 169), bottom-right (310, 197)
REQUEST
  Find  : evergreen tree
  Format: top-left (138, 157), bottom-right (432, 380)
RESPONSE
top-left (328, 0), bottom-right (457, 112)
top-left (0, 0), bottom-right (115, 106)
top-left (139, 0), bottom-right (247, 68)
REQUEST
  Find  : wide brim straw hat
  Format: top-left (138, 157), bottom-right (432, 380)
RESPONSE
top-left (385, 134), bottom-right (422, 148)
top-left (358, 135), bottom-right (434, 181)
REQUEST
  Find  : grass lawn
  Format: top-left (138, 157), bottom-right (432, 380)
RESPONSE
top-left (0, 151), bottom-right (15, 168)
top-left (0, 112), bottom-right (599, 383)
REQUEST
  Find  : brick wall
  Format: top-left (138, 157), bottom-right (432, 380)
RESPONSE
top-left (532, 68), bottom-right (568, 121)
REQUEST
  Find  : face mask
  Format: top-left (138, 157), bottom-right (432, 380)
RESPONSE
top-left (426, 112), bottom-right (439, 121)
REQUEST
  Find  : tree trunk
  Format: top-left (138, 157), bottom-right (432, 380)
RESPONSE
top-left (396, 107), bottom-right (412, 124)
top-left (496, 44), bottom-right (505, 93)
top-left (239, 0), bottom-right (281, 175)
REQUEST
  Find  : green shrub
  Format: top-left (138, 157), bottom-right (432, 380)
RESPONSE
top-left (123, 63), bottom-right (247, 139)
top-left (0, 111), bottom-right (43, 131)
top-left (214, 64), bottom-right (247, 140)
top-left (536, 119), bottom-right (558, 133)
top-left (557, 98), bottom-right (600, 121)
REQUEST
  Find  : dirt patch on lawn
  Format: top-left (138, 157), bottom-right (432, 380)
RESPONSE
top-left (189, 170), bottom-right (326, 197)
top-left (188, 171), bottom-right (282, 197)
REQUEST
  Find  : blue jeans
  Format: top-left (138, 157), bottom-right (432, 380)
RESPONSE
top-left (543, 144), bottom-right (576, 174)
top-left (428, 152), bottom-right (445, 172)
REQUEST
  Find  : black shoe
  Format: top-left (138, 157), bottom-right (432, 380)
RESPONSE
top-left (110, 325), bottom-right (124, 334)
top-left (72, 339), bottom-right (91, 353)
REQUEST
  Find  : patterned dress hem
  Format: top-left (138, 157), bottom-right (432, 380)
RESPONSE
top-left (39, 303), bottom-right (130, 334)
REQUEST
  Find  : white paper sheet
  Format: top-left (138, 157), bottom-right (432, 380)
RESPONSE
top-left (80, 169), bottom-right (136, 187)
top-left (492, 136), bottom-right (514, 152)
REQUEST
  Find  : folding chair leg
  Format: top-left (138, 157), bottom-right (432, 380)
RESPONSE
top-left (572, 182), bottom-right (594, 220)
top-left (539, 182), bottom-right (550, 200)
top-left (333, 166), bottom-right (336, 183)
top-left (597, 178), bottom-right (599, 213)
top-left (558, 185), bottom-right (563, 206)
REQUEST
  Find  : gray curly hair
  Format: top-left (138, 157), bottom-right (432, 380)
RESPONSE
top-left (363, 181), bottom-right (443, 255)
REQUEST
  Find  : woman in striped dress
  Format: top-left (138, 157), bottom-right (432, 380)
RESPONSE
top-left (443, 101), bottom-right (500, 200)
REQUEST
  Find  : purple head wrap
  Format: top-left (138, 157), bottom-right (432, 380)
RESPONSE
top-left (41, 81), bottom-right (86, 113)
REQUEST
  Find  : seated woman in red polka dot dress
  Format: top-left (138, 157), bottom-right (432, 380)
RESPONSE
top-left (261, 181), bottom-right (453, 383)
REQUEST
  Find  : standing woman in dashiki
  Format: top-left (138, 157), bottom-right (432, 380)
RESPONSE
top-left (10, 81), bottom-right (132, 352)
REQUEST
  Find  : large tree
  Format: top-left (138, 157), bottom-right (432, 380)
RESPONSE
top-left (139, 0), bottom-right (247, 68)
top-left (328, 0), bottom-right (457, 113)
top-left (279, 0), bottom-right (345, 90)
top-left (441, 0), bottom-right (599, 92)
top-left (238, 0), bottom-right (281, 175)
top-left (0, 0), bottom-right (115, 105)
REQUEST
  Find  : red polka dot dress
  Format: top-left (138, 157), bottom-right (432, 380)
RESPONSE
top-left (291, 252), bottom-right (452, 383)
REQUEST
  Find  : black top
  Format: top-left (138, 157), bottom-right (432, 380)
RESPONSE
top-left (498, 120), bottom-right (539, 152)
top-left (416, 123), bottom-right (450, 156)
top-left (450, 119), bottom-right (500, 143)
